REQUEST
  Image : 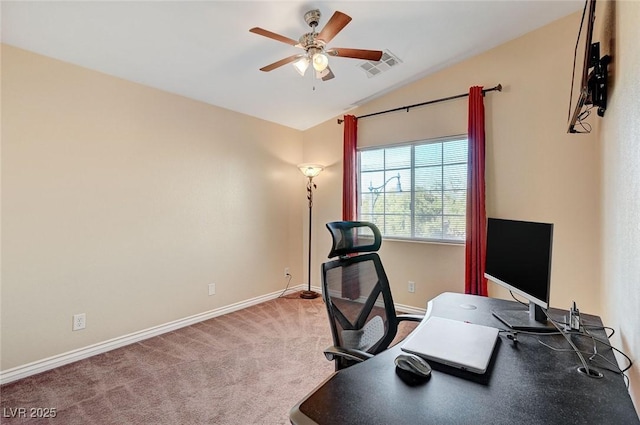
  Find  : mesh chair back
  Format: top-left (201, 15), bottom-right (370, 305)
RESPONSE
top-left (322, 222), bottom-right (399, 370)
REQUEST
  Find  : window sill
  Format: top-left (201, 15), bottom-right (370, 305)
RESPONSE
top-left (382, 237), bottom-right (465, 247)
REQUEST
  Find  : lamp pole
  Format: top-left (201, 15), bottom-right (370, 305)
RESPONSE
top-left (298, 164), bottom-right (324, 299)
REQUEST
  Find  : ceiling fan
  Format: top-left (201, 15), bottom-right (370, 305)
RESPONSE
top-left (250, 9), bottom-right (383, 81)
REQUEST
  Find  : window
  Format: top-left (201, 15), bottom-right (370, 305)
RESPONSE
top-left (358, 136), bottom-right (468, 243)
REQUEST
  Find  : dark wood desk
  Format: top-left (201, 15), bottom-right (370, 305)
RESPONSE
top-left (291, 292), bottom-right (639, 425)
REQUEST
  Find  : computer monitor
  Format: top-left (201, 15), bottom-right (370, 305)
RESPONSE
top-left (484, 218), bottom-right (555, 332)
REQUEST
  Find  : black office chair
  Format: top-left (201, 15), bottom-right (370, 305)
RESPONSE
top-left (321, 221), bottom-right (424, 370)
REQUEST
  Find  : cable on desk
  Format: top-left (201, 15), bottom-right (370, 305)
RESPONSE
top-left (579, 323), bottom-right (634, 374)
top-left (509, 291), bottom-right (528, 306)
top-left (504, 294), bottom-right (631, 381)
top-left (582, 324), bottom-right (615, 339)
top-left (534, 315), bottom-right (634, 388)
top-left (542, 309), bottom-right (602, 378)
top-left (498, 329), bottom-right (562, 337)
top-left (537, 340), bottom-right (622, 374)
top-left (538, 335), bottom-right (631, 389)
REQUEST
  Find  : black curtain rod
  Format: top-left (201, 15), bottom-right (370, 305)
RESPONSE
top-left (337, 84), bottom-right (502, 123)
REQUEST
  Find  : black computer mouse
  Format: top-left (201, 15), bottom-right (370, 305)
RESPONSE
top-left (394, 353), bottom-right (432, 378)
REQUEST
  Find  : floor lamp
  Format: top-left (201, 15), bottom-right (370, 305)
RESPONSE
top-left (298, 163), bottom-right (324, 299)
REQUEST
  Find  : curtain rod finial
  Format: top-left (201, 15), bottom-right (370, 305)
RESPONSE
top-left (496, 83), bottom-right (502, 92)
top-left (337, 118), bottom-right (344, 124)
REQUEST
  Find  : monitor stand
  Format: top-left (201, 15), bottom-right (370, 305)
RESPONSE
top-left (492, 303), bottom-right (557, 333)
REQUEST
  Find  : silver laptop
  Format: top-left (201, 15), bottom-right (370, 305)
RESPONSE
top-left (400, 316), bottom-right (499, 374)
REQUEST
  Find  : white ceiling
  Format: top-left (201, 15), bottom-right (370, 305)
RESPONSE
top-left (1, 1), bottom-right (583, 130)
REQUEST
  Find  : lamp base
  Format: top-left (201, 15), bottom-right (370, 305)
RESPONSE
top-left (300, 290), bottom-right (320, 299)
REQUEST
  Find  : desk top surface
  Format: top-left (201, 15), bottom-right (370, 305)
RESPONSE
top-left (291, 292), bottom-right (639, 425)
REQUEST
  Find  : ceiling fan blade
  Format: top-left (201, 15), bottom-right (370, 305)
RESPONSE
top-left (320, 66), bottom-right (335, 81)
top-left (326, 48), bottom-right (383, 61)
top-left (260, 54), bottom-right (305, 72)
top-left (250, 27), bottom-right (300, 47)
top-left (317, 11), bottom-right (352, 44)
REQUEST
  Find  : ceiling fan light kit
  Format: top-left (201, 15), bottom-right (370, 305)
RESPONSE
top-left (293, 57), bottom-right (310, 76)
top-left (250, 9), bottom-right (383, 82)
top-left (311, 51), bottom-right (329, 72)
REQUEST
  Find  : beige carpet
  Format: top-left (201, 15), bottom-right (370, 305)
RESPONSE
top-left (0, 293), bottom-right (337, 425)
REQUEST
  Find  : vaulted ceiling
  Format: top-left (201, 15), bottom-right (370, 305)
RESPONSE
top-left (2, 1), bottom-right (583, 130)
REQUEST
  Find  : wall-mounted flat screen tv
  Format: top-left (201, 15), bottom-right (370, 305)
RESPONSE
top-left (567, 0), bottom-right (610, 133)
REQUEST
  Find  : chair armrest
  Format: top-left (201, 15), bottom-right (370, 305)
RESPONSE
top-left (397, 314), bottom-right (424, 322)
top-left (323, 346), bottom-right (373, 363)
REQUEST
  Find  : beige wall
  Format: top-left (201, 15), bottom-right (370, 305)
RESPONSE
top-left (305, 12), bottom-right (603, 315)
top-left (597, 0), bottom-right (640, 410)
top-left (1, 45), bottom-right (304, 370)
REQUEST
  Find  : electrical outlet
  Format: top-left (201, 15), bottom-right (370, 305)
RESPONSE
top-left (408, 281), bottom-right (415, 293)
top-left (284, 267), bottom-right (290, 277)
top-left (72, 313), bottom-right (86, 331)
top-left (208, 283), bottom-right (216, 296)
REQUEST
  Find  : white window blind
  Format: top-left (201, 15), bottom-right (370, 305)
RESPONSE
top-left (358, 136), bottom-right (468, 243)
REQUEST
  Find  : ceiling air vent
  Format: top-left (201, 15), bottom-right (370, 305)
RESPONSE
top-left (359, 50), bottom-right (402, 78)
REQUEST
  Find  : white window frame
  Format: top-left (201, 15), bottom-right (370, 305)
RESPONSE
top-left (357, 135), bottom-right (468, 244)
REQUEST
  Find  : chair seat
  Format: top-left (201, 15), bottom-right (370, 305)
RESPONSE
top-left (341, 315), bottom-right (384, 351)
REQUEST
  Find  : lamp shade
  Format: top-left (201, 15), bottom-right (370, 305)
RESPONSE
top-left (293, 57), bottom-right (310, 76)
top-left (312, 52), bottom-right (329, 72)
top-left (298, 163), bottom-right (324, 178)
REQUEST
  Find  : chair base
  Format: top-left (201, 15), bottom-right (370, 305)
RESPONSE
top-left (300, 290), bottom-right (320, 299)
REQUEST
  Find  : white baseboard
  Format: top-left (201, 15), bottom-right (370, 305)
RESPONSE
top-left (395, 303), bottom-right (427, 316)
top-left (0, 284), bottom-right (313, 385)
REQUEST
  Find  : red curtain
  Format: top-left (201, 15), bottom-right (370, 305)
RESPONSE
top-left (341, 115), bottom-right (359, 299)
top-left (342, 115), bottom-right (358, 221)
top-left (465, 87), bottom-right (488, 296)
